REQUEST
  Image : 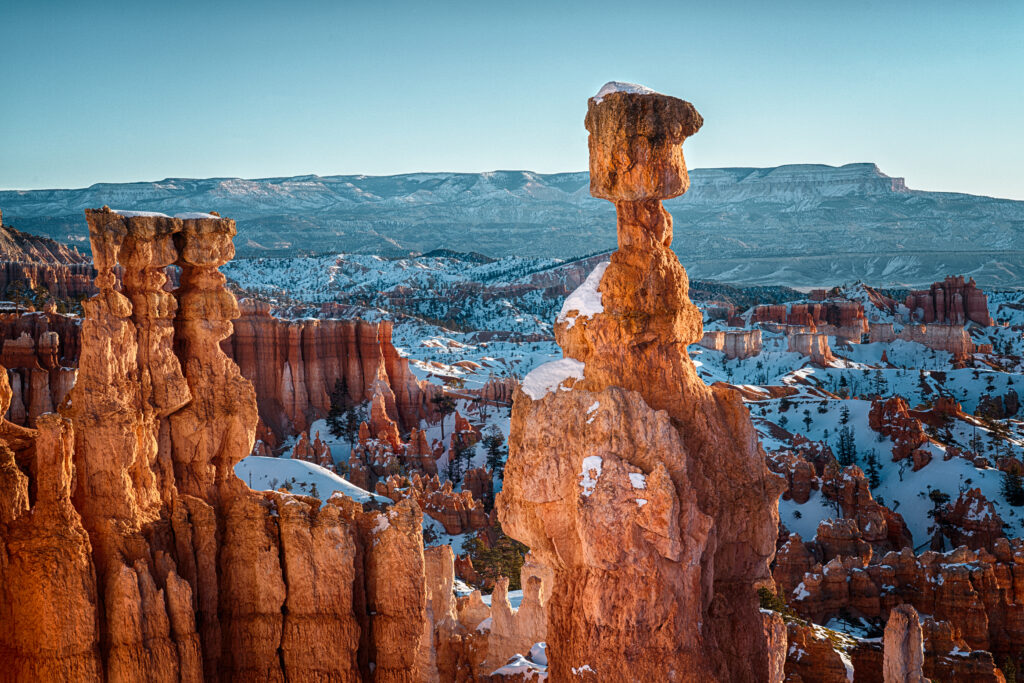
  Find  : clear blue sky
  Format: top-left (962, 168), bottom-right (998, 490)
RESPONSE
top-left (3, 0), bottom-right (1022, 198)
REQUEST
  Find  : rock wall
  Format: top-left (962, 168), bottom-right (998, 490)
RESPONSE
top-left (787, 330), bottom-right (836, 365)
top-left (498, 85), bottom-right (783, 681)
top-left (775, 538), bottom-right (1024, 665)
top-left (899, 323), bottom-right (975, 361)
top-left (698, 328), bottom-right (762, 359)
top-left (222, 298), bottom-right (434, 439)
top-left (0, 208), bottom-right (437, 681)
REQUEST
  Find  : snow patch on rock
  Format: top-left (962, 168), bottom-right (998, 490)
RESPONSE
top-left (579, 455), bottom-right (603, 497)
top-left (521, 358), bottom-right (585, 400)
top-left (593, 81), bottom-right (658, 104)
top-left (557, 261), bottom-right (609, 329)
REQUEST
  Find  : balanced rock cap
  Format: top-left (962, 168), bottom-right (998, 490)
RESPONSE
top-left (585, 81), bottom-right (703, 202)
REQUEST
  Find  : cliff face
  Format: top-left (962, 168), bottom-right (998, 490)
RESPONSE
top-left (698, 328), bottom-right (762, 359)
top-left (0, 209), bottom-right (434, 681)
top-left (222, 298), bottom-right (432, 439)
top-left (498, 84), bottom-right (783, 681)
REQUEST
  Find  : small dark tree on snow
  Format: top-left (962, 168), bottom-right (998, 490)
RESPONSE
top-left (864, 449), bottom-right (881, 488)
top-left (432, 394), bottom-right (457, 440)
top-left (482, 425), bottom-right (506, 476)
top-left (927, 489), bottom-right (951, 518)
top-left (872, 369), bottom-right (888, 397)
top-left (1002, 470), bottom-right (1024, 507)
top-left (445, 453), bottom-right (462, 486)
top-left (803, 410), bottom-right (813, 432)
top-left (835, 425), bottom-right (857, 467)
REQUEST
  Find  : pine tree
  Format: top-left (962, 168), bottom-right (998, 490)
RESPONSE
top-left (872, 369), bottom-right (888, 397)
top-left (1001, 471), bottom-right (1024, 507)
top-left (432, 394), bottom-right (456, 440)
top-left (835, 424), bottom-right (857, 467)
top-left (482, 425), bottom-right (506, 476)
top-left (864, 449), bottom-right (881, 488)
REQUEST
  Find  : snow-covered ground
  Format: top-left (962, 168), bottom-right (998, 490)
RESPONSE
top-left (234, 456), bottom-right (391, 504)
top-left (228, 249), bottom-right (1024, 554)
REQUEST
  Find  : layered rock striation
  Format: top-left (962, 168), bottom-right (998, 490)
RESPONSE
top-left (498, 84), bottom-right (783, 681)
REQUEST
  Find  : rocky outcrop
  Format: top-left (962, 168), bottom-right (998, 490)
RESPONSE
top-left (376, 472), bottom-right (488, 535)
top-left (698, 328), bottom-right (762, 359)
top-left (290, 429), bottom-right (333, 467)
top-left (781, 613), bottom-right (1004, 682)
top-left (0, 212), bottom-right (94, 300)
top-left (0, 208), bottom-right (444, 681)
top-left (751, 301), bottom-right (869, 341)
top-left (869, 396), bottom-right (930, 461)
top-left (222, 297), bottom-right (434, 438)
top-left (935, 488), bottom-right (1004, 552)
top-left (787, 330), bottom-right (836, 365)
top-left (906, 276), bottom-right (994, 327)
top-left (498, 84), bottom-right (783, 681)
top-left (0, 210), bottom-right (89, 264)
top-left (776, 539), bottom-right (1024, 667)
top-left (884, 604), bottom-right (927, 683)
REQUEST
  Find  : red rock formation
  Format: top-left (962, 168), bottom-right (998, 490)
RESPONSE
top-left (376, 472), bottom-right (488, 534)
top-left (870, 396), bottom-right (930, 461)
top-left (775, 538), bottom-right (1024, 669)
top-left (870, 322), bottom-right (897, 343)
top-left (0, 213), bottom-right (95, 300)
top-left (899, 323), bottom-right (975, 361)
top-left (0, 208), bottom-right (443, 681)
top-left (698, 328), bottom-right (763, 359)
top-left (788, 330), bottom-right (836, 365)
top-left (289, 429), bottom-right (332, 467)
top-left (906, 276), bottom-right (994, 327)
top-left (751, 301), bottom-right (869, 341)
top-left (936, 488), bottom-right (1005, 552)
top-left (222, 297), bottom-right (432, 437)
top-left (463, 466), bottom-right (493, 502)
top-left (0, 312), bottom-right (79, 427)
top-left (884, 604), bottom-right (927, 683)
top-left (499, 84), bottom-right (783, 681)
top-left (780, 612), bottom-right (1005, 682)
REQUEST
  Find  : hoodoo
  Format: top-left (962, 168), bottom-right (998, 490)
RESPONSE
top-left (0, 209), bottom-right (435, 681)
top-left (498, 83), bottom-right (784, 681)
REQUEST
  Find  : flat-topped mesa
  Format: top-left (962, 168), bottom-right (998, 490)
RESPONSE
top-left (499, 85), bottom-right (783, 682)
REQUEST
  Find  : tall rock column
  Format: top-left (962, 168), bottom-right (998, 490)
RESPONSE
top-left (498, 83), bottom-right (784, 682)
top-left (884, 604), bottom-right (929, 683)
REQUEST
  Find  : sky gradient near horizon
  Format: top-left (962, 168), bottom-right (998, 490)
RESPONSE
top-left (3, 0), bottom-right (1023, 199)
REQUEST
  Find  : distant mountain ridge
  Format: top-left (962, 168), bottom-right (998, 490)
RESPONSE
top-left (0, 209), bottom-right (88, 265)
top-left (3, 163), bottom-right (1024, 288)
